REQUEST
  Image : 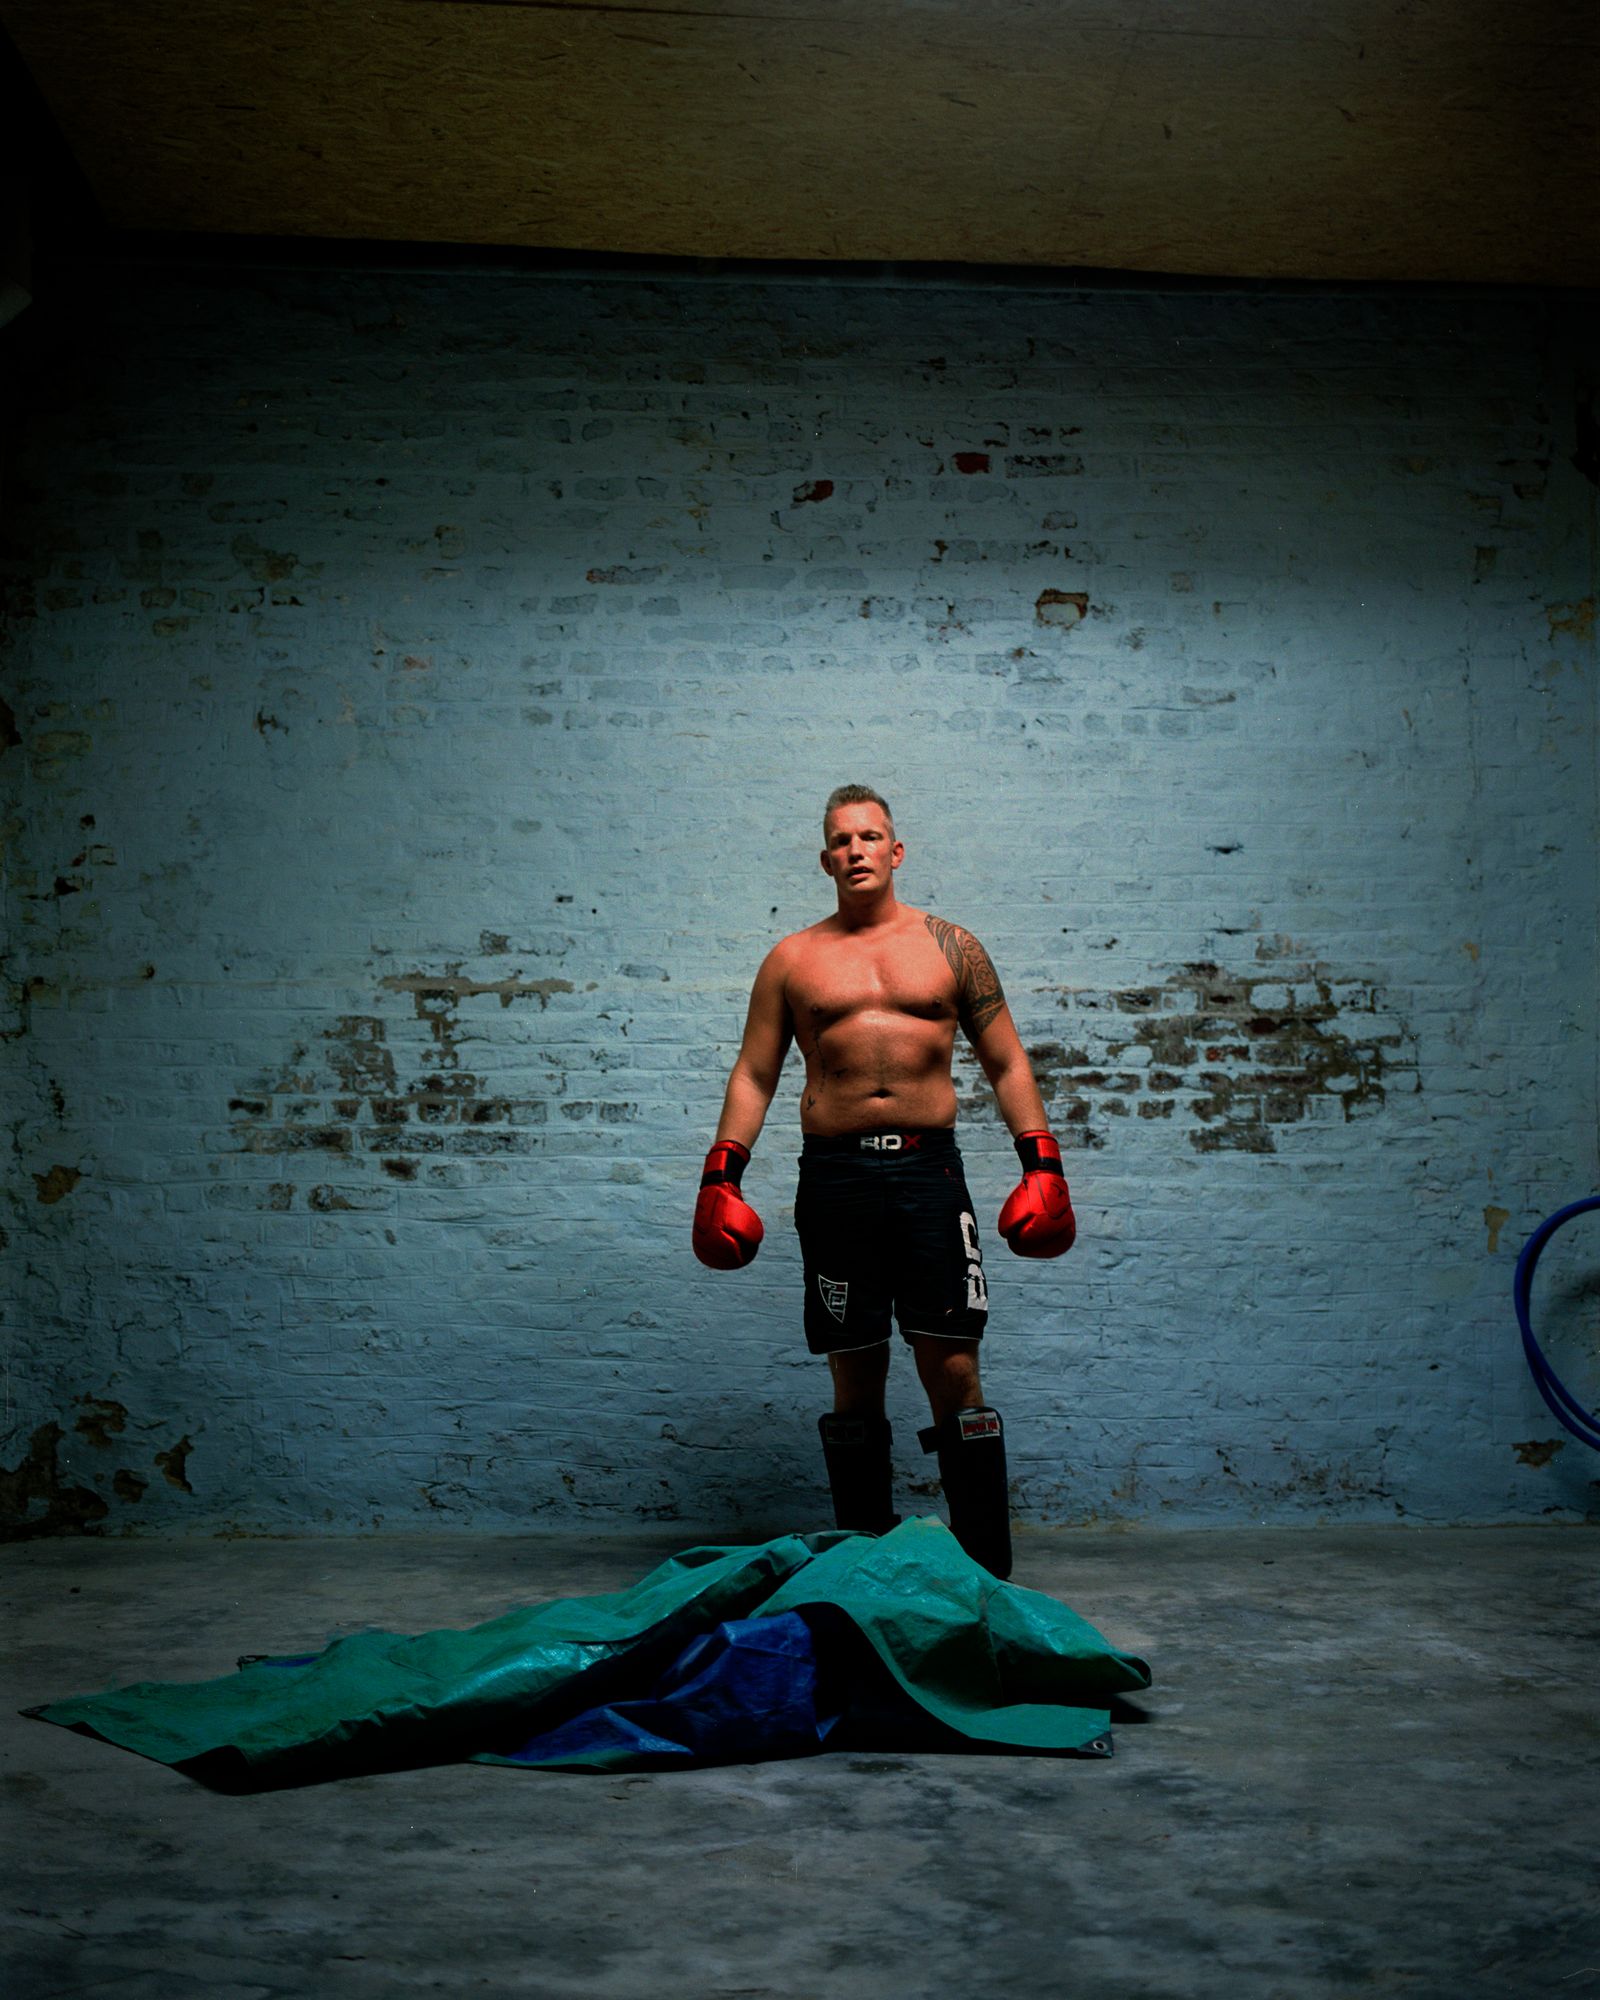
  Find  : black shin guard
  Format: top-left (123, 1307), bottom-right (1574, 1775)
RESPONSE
top-left (817, 1412), bottom-right (898, 1534)
top-left (918, 1405), bottom-right (1013, 1579)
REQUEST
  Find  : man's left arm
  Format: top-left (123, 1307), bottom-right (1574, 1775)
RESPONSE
top-left (925, 915), bottom-right (1076, 1258)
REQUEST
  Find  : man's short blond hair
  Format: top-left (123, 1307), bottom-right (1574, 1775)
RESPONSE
top-left (823, 783), bottom-right (895, 838)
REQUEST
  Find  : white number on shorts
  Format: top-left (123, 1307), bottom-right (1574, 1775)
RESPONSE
top-left (960, 1211), bottom-right (988, 1312)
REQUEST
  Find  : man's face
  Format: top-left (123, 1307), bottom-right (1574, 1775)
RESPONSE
top-left (820, 804), bottom-right (904, 895)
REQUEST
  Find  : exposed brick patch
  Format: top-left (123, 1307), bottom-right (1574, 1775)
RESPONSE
top-left (961, 957), bottom-right (1418, 1154)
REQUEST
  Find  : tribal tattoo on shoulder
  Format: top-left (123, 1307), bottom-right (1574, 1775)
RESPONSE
top-left (923, 914), bottom-right (1007, 1036)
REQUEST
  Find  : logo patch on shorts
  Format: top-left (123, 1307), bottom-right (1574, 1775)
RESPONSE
top-left (818, 1275), bottom-right (849, 1323)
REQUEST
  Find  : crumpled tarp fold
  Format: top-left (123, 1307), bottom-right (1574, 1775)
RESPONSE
top-left (27, 1517), bottom-right (1151, 1786)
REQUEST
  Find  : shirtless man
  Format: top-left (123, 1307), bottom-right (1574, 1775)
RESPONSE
top-left (691, 783), bottom-right (1075, 1578)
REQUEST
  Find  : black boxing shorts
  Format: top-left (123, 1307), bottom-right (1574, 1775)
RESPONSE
top-left (793, 1128), bottom-right (989, 1356)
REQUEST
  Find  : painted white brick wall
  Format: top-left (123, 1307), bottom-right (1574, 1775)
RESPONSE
top-left (2, 269), bottom-right (1595, 1535)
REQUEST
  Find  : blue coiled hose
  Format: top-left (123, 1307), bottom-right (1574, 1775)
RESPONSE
top-left (1512, 1196), bottom-right (1600, 1452)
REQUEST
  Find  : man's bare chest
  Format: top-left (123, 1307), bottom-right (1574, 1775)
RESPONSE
top-left (787, 930), bottom-right (957, 1033)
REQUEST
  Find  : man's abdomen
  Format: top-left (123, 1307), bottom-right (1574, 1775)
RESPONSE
top-left (800, 1014), bottom-right (959, 1137)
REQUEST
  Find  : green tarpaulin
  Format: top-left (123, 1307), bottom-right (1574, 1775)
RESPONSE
top-left (27, 1517), bottom-right (1151, 1786)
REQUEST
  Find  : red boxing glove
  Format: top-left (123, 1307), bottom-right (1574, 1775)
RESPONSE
top-left (998, 1130), bottom-right (1076, 1258)
top-left (692, 1139), bottom-right (765, 1270)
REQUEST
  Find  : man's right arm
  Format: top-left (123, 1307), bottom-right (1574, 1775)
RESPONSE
top-left (712, 943), bottom-right (794, 1150)
top-left (692, 945), bottom-right (794, 1271)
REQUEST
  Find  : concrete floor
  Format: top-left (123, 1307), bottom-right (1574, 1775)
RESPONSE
top-left (4, 1524), bottom-right (1598, 1999)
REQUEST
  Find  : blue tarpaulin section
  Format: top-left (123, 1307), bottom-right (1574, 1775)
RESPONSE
top-left (27, 1518), bottom-right (1152, 1786)
top-left (501, 1612), bottom-right (836, 1768)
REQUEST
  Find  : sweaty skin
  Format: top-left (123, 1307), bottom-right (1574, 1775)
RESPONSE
top-left (709, 801), bottom-right (1052, 1426)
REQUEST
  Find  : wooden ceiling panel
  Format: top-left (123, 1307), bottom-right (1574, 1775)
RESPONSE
top-left (2, 0), bottom-right (1594, 282)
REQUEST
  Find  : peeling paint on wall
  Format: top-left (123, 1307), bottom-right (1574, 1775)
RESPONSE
top-left (1545, 597), bottom-right (1594, 640)
top-left (33, 1164), bottom-right (81, 1204)
top-left (1035, 588), bottom-right (1089, 628)
top-left (228, 964), bottom-right (618, 1188)
top-left (154, 1437), bottom-right (195, 1492)
top-left (962, 955), bottom-right (1419, 1153)
top-left (0, 1397), bottom-right (195, 1535)
top-left (378, 970), bottom-right (576, 1013)
top-left (0, 1424), bottom-right (110, 1540)
top-left (73, 1397), bottom-right (128, 1449)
